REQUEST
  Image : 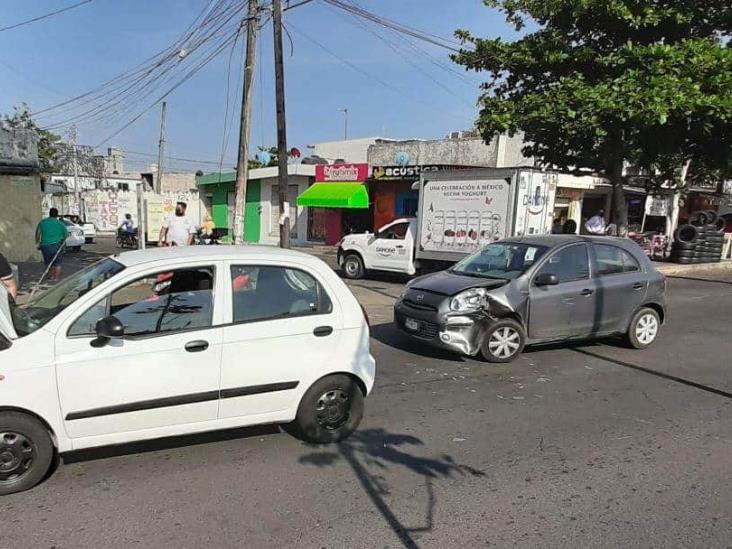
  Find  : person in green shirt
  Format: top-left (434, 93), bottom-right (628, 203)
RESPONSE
top-left (36, 208), bottom-right (68, 281)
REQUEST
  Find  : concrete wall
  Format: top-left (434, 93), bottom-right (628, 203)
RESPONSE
top-left (313, 137), bottom-right (390, 163)
top-left (367, 134), bottom-right (534, 168)
top-left (0, 174), bottom-right (42, 261)
top-left (0, 128), bottom-right (39, 173)
top-left (258, 174), bottom-right (312, 246)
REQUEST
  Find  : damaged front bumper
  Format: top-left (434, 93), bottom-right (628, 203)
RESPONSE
top-left (394, 301), bottom-right (495, 356)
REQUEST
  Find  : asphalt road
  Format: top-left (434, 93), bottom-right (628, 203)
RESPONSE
top-left (4, 239), bottom-right (732, 548)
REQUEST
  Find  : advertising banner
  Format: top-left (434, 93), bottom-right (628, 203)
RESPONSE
top-left (420, 178), bottom-right (511, 254)
top-left (315, 163), bottom-right (369, 182)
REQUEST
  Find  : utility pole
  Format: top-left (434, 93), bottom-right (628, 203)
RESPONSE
top-left (156, 101), bottom-right (167, 193)
top-left (338, 107), bottom-right (348, 140)
top-left (136, 180), bottom-right (146, 250)
top-left (233, 0), bottom-right (259, 245)
top-left (273, 0), bottom-right (290, 248)
top-left (70, 125), bottom-right (81, 218)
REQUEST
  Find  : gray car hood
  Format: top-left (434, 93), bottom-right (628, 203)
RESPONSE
top-left (409, 270), bottom-right (508, 296)
top-left (0, 287), bottom-right (17, 339)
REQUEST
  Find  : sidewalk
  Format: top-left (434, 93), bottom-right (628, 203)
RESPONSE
top-left (653, 259), bottom-right (732, 277)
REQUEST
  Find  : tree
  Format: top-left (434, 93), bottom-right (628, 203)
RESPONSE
top-left (454, 1), bottom-right (732, 233)
top-left (2, 103), bottom-right (61, 174)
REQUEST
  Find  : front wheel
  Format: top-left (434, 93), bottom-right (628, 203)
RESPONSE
top-left (626, 307), bottom-right (661, 349)
top-left (480, 319), bottom-right (526, 363)
top-left (0, 412), bottom-right (54, 496)
top-left (342, 253), bottom-right (365, 280)
top-left (284, 374), bottom-right (364, 444)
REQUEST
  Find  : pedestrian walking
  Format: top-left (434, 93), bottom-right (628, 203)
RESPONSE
top-left (158, 201), bottom-right (196, 247)
top-left (585, 209), bottom-right (607, 235)
top-left (0, 251), bottom-right (17, 299)
top-left (36, 208), bottom-right (68, 281)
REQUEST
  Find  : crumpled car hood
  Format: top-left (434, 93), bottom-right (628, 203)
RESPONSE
top-left (410, 270), bottom-right (508, 296)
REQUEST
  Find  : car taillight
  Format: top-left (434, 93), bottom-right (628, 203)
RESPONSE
top-left (360, 304), bottom-right (370, 327)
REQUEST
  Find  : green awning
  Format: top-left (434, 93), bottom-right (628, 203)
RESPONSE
top-left (296, 183), bottom-right (369, 209)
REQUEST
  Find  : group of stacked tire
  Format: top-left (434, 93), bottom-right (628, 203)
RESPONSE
top-left (670, 210), bottom-right (726, 264)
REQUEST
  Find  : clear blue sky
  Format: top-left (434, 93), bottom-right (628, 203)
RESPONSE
top-left (0, 0), bottom-right (521, 172)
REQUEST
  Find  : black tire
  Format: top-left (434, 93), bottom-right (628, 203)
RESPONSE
top-left (671, 250), bottom-right (695, 259)
top-left (674, 224), bottom-right (698, 243)
top-left (704, 210), bottom-right (718, 225)
top-left (341, 253), bottom-right (365, 280)
top-left (285, 374), bottom-right (364, 444)
top-left (711, 218), bottom-right (726, 232)
top-left (625, 307), bottom-right (661, 350)
top-left (689, 211), bottom-right (708, 227)
top-left (0, 412), bottom-right (54, 496)
top-left (480, 319), bottom-right (526, 363)
top-left (671, 241), bottom-right (696, 251)
top-left (673, 257), bottom-right (694, 264)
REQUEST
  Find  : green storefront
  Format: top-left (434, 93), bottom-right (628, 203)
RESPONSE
top-left (196, 171), bottom-right (261, 243)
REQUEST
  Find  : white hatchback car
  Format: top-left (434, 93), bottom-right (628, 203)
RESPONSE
top-left (0, 246), bottom-right (375, 495)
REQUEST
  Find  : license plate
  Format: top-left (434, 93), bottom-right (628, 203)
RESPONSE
top-left (405, 318), bottom-right (419, 331)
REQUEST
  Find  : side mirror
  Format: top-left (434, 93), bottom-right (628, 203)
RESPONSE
top-left (91, 316), bottom-right (124, 347)
top-left (535, 273), bottom-right (559, 287)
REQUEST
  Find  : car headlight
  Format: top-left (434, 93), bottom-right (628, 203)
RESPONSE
top-left (450, 288), bottom-right (488, 312)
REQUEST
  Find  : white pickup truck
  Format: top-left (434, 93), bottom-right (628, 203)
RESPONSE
top-left (337, 167), bottom-right (557, 279)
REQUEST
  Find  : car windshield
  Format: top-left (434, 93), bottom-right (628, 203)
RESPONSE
top-left (451, 242), bottom-right (548, 280)
top-left (11, 258), bottom-right (125, 336)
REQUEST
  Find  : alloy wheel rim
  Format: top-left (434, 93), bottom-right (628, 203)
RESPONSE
top-left (488, 327), bottom-right (520, 359)
top-left (315, 389), bottom-right (350, 430)
top-left (345, 259), bottom-right (358, 275)
top-left (635, 314), bottom-right (658, 345)
top-left (0, 432), bottom-right (35, 484)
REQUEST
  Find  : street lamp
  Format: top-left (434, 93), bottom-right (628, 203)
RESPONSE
top-left (338, 107), bottom-right (348, 140)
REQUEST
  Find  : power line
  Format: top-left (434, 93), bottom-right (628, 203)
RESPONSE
top-left (0, 0), bottom-right (94, 33)
top-left (285, 20), bottom-right (469, 122)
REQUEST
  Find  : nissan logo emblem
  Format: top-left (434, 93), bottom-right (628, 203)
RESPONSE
top-left (416, 294), bottom-right (424, 302)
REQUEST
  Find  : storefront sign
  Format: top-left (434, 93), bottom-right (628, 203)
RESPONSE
top-left (315, 163), bottom-right (369, 182)
top-left (372, 165), bottom-right (463, 180)
top-left (645, 196), bottom-right (671, 217)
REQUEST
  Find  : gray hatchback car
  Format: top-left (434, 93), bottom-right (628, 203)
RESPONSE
top-left (394, 235), bottom-right (666, 363)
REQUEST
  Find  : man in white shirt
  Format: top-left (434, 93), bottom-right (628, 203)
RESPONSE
top-left (585, 209), bottom-right (607, 235)
top-left (158, 202), bottom-right (196, 247)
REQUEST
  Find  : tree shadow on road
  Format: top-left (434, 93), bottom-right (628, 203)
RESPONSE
top-left (298, 428), bottom-right (485, 548)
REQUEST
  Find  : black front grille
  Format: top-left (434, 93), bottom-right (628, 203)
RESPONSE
top-left (400, 317), bottom-right (439, 339)
top-left (402, 298), bottom-right (438, 312)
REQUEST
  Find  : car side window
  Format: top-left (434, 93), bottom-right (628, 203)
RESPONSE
top-left (68, 298), bottom-right (108, 336)
top-left (537, 244), bottom-right (589, 283)
top-left (594, 244), bottom-right (640, 275)
top-left (378, 223), bottom-right (408, 240)
top-left (231, 265), bottom-right (332, 324)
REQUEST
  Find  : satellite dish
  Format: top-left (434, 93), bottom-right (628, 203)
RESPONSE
top-left (256, 150), bottom-right (271, 165)
top-left (395, 151), bottom-right (410, 166)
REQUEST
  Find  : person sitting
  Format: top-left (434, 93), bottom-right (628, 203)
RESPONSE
top-left (119, 214), bottom-right (135, 235)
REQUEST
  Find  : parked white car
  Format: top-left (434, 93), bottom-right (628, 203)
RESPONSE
top-left (61, 215), bottom-right (97, 244)
top-left (61, 218), bottom-right (85, 252)
top-left (0, 246), bottom-right (375, 495)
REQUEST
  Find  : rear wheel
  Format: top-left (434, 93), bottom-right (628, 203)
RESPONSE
top-left (626, 308), bottom-right (661, 350)
top-left (342, 253), bottom-right (365, 280)
top-left (0, 412), bottom-right (54, 496)
top-left (285, 374), bottom-right (364, 444)
top-left (480, 319), bottom-right (526, 363)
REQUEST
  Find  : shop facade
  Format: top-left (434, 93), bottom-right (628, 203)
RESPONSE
top-left (196, 164), bottom-right (317, 245)
top-left (296, 163), bottom-right (370, 245)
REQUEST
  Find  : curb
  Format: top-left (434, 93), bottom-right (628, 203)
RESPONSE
top-left (654, 260), bottom-right (732, 276)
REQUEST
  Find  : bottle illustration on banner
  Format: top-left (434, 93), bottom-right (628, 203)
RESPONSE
top-left (455, 210), bottom-right (468, 248)
top-left (443, 210), bottom-right (456, 246)
top-left (467, 211), bottom-right (481, 248)
top-left (432, 209), bottom-right (444, 245)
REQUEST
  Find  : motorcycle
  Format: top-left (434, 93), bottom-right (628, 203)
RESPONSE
top-left (116, 228), bottom-right (139, 249)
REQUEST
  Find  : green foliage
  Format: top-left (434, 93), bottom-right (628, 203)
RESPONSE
top-left (454, 1), bottom-right (732, 195)
top-left (2, 103), bottom-right (62, 173)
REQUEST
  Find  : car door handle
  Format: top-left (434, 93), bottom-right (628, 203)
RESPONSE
top-left (580, 289), bottom-right (594, 296)
top-left (313, 326), bottom-right (333, 337)
top-left (185, 340), bottom-right (209, 353)
top-left (632, 282), bottom-right (645, 290)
